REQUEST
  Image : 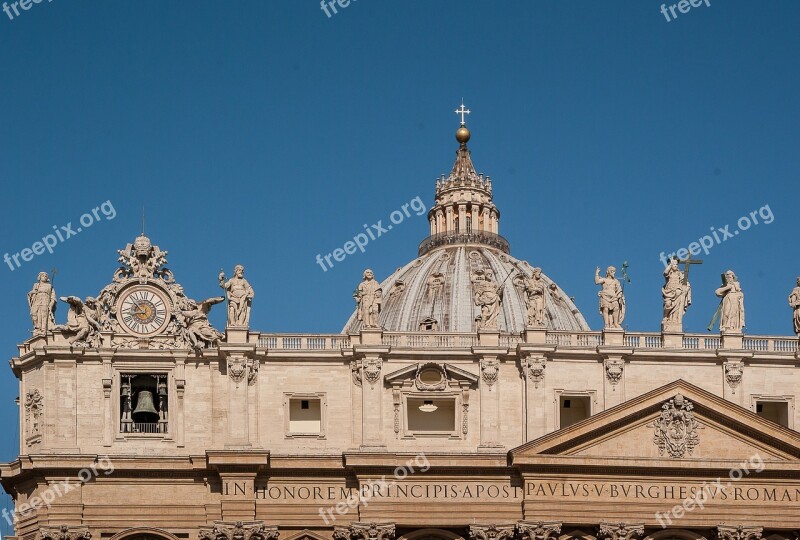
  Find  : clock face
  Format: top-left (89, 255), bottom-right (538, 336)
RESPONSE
top-left (116, 286), bottom-right (171, 336)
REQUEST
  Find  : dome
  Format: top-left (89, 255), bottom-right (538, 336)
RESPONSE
top-left (342, 244), bottom-right (590, 333)
top-left (343, 105), bottom-right (590, 334)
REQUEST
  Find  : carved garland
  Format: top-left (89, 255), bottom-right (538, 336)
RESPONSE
top-left (597, 522), bottom-right (645, 540)
top-left (24, 389), bottom-right (43, 440)
top-left (516, 521), bottom-right (562, 540)
top-left (716, 525), bottom-right (763, 540)
top-left (199, 521), bottom-right (279, 540)
top-left (334, 523), bottom-right (396, 540)
top-left (40, 527), bottom-right (92, 540)
top-left (468, 525), bottom-right (516, 540)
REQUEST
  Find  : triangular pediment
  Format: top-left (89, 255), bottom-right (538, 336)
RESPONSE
top-left (512, 380), bottom-right (800, 465)
top-left (384, 362), bottom-right (479, 388)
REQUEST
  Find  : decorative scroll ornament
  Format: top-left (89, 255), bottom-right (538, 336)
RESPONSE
top-left (724, 361), bottom-right (743, 390)
top-left (40, 526), bottom-right (92, 540)
top-left (516, 521), bottom-right (562, 540)
top-left (334, 523), bottom-right (396, 540)
top-left (597, 522), bottom-right (645, 540)
top-left (604, 358), bottom-right (624, 386)
top-left (650, 394), bottom-right (701, 458)
top-left (415, 363), bottom-right (448, 391)
top-left (363, 358), bottom-right (383, 385)
top-left (24, 389), bottom-right (43, 438)
top-left (228, 357), bottom-right (259, 385)
top-left (481, 359), bottom-right (500, 387)
top-left (350, 360), bottom-right (362, 386)
top-left (468, 524), bottom-right (516, 540)
top-left (462, 401), bottom-right (469, 435)
top-left (199, 521), bottom-right (279, 540)
top-left (521, 356), bottom-right (546, 388)
top-left (716, 525), bottom-right (763, 540)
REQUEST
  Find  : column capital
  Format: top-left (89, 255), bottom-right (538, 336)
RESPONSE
top-left (468, 524), bottom-right (516, 540)
top-left (199, 521), bottom-right (279, 540)
top-left (334, 522), bottom-right (396, 540)
top-left (716, 525), bottom-right (763, 540)
top-left (516, 521), bottom-right (562, 540)
top-left (597, 522), bottom-right (644, 540)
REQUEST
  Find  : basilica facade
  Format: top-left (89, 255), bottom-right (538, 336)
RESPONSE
top-left (4, 113), bottom-right (800, 540)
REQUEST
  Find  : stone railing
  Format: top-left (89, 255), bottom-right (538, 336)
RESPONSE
top-left (545, 331), bottom-right (604, 347)
top-left (257, 334), bottom-right (351, 350)
top-left (382, 332), bottom-right (478, 348)
top-left (418, 230), bottom-right (511, 256)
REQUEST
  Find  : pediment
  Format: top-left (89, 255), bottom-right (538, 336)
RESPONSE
top-left (384, 362), bottom-right (479, 389)
top-left (512, 380), bottom-right (800, 465)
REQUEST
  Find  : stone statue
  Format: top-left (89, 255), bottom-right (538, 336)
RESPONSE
top-left (355, 269), bottom-right (382, 329)
top-left (472, 269), bottom-right (504, 330)
top-left (522, 267), bottom-right (547, 327)
top-left (179, 296), bottom-right (225, 350)
top-left (789, 277), bottom-right (800, 335)
top-left (715, 270), bottom-right (745, 333)
top-left (54, 296), bottom-right (103, 347)
top-left (28, 272), bottom-right (57, 335)
top-left (595, 266), bottom-right (625, 329)
top-left (219, 265), bottom-right (255, 327)
top-left (662, 258), bottom-right (692, 332)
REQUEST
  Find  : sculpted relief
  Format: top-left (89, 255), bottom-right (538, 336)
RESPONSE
top-left (31, 234), bottom-right (227, 352)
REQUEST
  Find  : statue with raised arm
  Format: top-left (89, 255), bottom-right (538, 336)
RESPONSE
top-left (219, 265), bottom-right (255, 326)
top-left (595, 266), bottom-right (625, 329)
top-left (54, 296), bottom-right (103, 347)
top-left (523, 267), bottom-right (547, 327)
top-left (180, 297), bottom-right (225, 350)
top-left (789, 277), bottom-right (800, 335)
top-left (28, 272), bottom-right (57, 335)
top-left (715, 270), bottom-right (745, 333)
top-left (662, 258), bottom-right (692, 332)
top-left (472, 269), bottom-right (504, 330)
top-left (355, 269), bottom-right (382, 329)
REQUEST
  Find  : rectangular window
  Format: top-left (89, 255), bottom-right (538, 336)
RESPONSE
top-left (284, 393), bottom-right (327, 438)
top-left (756, 400), bottom-right (789, 427)
top-left (559, 395), bottom-right (590, 429)
top-left (406, 398), bottom-right (456, 434)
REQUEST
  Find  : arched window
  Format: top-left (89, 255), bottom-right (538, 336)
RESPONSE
top-left (466, 215), bottom-right (472, 233)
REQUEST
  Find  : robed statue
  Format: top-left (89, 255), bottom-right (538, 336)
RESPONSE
top-left (28, 272), bottom-right (57, 335)
top-left (219, 265), bottom-right (255, 327)
top-left (355, 269), bottom-right (382, 329)
top-left (715, 270), bottom-right (745, 333)
top-left (595, 266), bottom-right (625, 329)
top-left (789, 277), bottom-right (800, 336)
top-left (662, 258), bottom-right (692, 332)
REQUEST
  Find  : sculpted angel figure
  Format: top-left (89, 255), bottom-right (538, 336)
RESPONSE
top-left (473, 269), bottom-right (504, 330)
top-left (595, 266), bottom-right (625, 329)
top-left (662, 258), bottom-right (692, 332)
top-left (355, 269), bottom-right (382, 329)
top-left (790, 277), bottom-right (800, 335)
top-left (54, 296), bottom-right (103, 347)
top-left (219, 265), bottom-right (255, 326)
top-left (179, 296), bottom-right (225, 350)
top-left (522, 267), bottom-right (547, 327)
top-left (28, 272), bottom-right (57, 335)
top-left (716, 270), bottom-right (745, 333)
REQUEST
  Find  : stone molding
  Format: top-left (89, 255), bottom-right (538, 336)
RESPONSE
top-left (198, 521), bottom-right (279, 540)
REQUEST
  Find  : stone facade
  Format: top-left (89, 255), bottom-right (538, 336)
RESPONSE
top-left (3, 114), bottom-right (800, 540)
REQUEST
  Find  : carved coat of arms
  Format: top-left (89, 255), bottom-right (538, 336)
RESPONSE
top-left (650, 393), bottom-right (701, 458)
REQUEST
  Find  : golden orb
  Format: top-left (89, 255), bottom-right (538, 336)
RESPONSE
top-left (456, 126), bottom-right (471, 144)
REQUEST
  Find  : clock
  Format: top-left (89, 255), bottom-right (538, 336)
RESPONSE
top-left (115, 285), bottom-right (172, 337)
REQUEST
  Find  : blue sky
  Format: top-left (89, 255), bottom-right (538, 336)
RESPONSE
top-left (0, 0), bottom-right (798, 518)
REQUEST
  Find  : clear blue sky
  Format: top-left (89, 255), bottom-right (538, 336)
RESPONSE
top-left (0, 0), bottom-right (798, 512)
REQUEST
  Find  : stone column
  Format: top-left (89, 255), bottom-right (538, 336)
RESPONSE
top-left (220, 346), bottom-right (258, 449)
top-left (474, 344), bottom-right (506, 450)
top-left (519, 350), bottom-right (549, 441)
top-left (102, 354), bottom-right (113, 447)
top-left (174, 351), bottom-right (188, 448)
top-left (354, 335), bottom-right (390, 450)
top-left (458, 204), bottom-right (467, 233)
top-left (446, 207), bottom-right (454, 232)
top-left (53, 358), bottom-right (78, 451)
top-left (471, 205), bottom-right (479, 232)
top-left (601, 353), bottom-right (627, 410)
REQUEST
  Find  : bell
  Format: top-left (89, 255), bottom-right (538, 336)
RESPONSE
top-left (132, 390), bottom-right (159, 423)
